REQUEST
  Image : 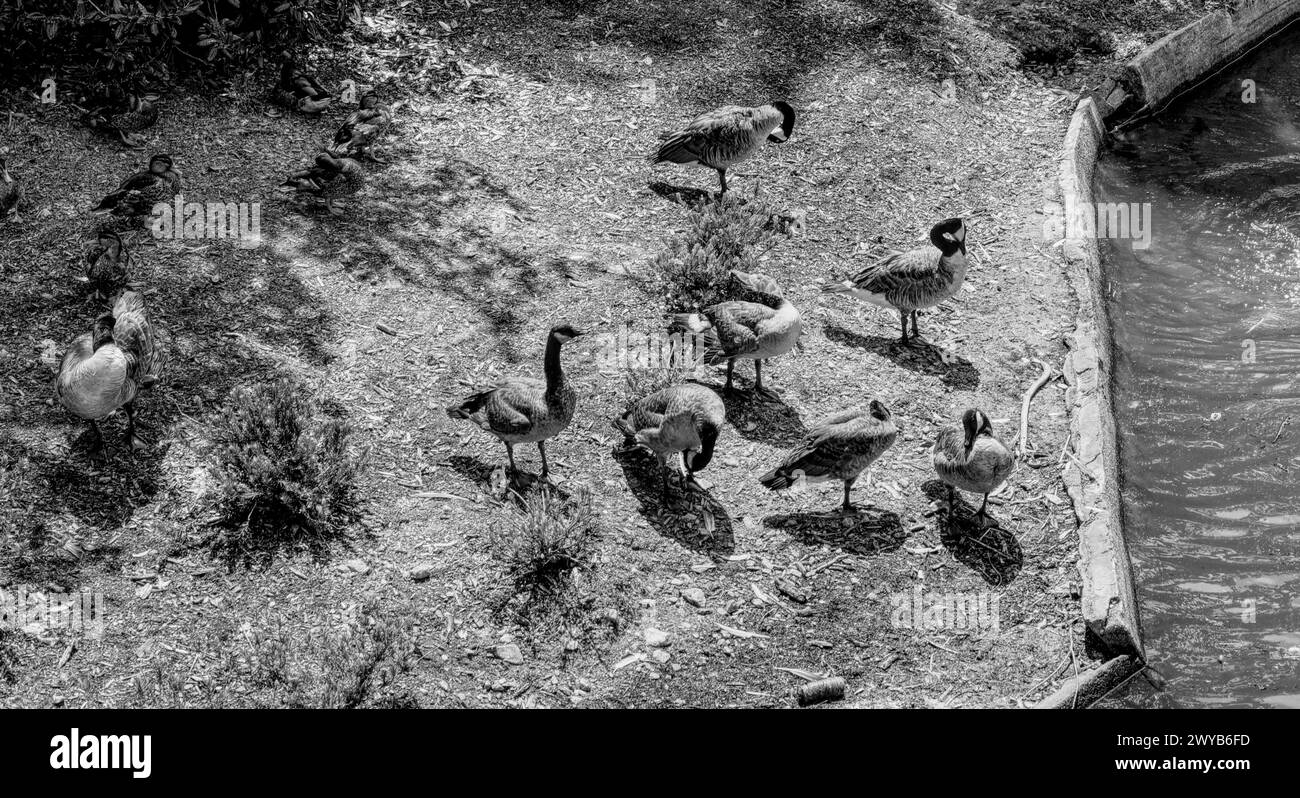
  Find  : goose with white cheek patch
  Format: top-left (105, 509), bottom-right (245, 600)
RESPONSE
top-left (931, 408), bottom-right (1015, 526)
top-left (759, 399), bottom-right (897, 515)
top-left (613, 382), bottom-right (725, 501)
top-left (822, 218), bottom-right (968, 344)
top-left (446, 324), bottom-right (585, 482)
top-left (651, 102), bottom-right (795, 193)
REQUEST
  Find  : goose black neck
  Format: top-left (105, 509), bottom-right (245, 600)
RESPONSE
top-left (543, 333), bottom-right (565, 393)
top-left (691, 422), bottom-right (719, 472)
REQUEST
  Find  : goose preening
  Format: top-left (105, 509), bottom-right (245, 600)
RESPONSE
top-left (86, 228), bottom-right (131, 300)
top-left (275, 54), bottom-right (333, 114)
top-left (822, 218), bottom-right (968, 344)
top-left (81, 91), bottom-right (160, 148)
top-left (0, 154), bottom-right (20, 219)
top-left (93, 154), bottom-right (182, 218)
top-left (56, 291), bottom-right (165, 452)
top-left (759, 399), bottom-right (898, 514)
top-left (446, 324), bottom-right (586, 482)
top-left (328, 92), bottom-right (393, 162)
top-left (669, 270), bottom-right (802, 398)
top-left (651, 102), bottom-right (796, 193)
top-left (279, 153), bottom-right (364, 214)
top-left (931, 408), bottom-right (1015, 526)
top-left (613, 382), bottom-right (726, 500)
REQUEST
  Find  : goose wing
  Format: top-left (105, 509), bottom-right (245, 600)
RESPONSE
top-left (846, 246), bottom-right (938, 294)
top-left (703, 300), bottom-right (777, 357)
top-left (653, 105), bottom-right (775, 165)
top-left (481, 377), bottom-right (548, 436)
top-left (56, 337), bottom-right (136, 419)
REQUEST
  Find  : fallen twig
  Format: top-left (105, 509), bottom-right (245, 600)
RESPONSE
top-left (1018, 358), bottom-right (1054, 457)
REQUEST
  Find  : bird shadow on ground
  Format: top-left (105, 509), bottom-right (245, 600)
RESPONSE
top-left (613, 449), bottom-right (736, 558)
top-left (823, 323), bottom-right (981, 389)
top-left (921, 479), bottom-right (1022, 586)
top-left (647, 181), bottom-right (717, 208)
top-left (763, 505), bottom-right (905, 556)
top-left (718, 385), bottom-right (808, 447)
top-left (444, 453), bottom-right (568, 506)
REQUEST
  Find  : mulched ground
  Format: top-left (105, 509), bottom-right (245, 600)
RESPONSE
top-left (0, 0), bottom-right (1216, 708)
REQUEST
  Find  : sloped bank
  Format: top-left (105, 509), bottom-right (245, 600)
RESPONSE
top-left (1038, 0), bottom-right (1300, 708)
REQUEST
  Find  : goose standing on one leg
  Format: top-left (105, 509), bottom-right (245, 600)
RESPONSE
top-left (669, 270), bottom-right (801, 399)
top-left (822, 218), bottom-right (967, 344)
top-left (931, 408), bottom-right (1015, 528)
top-left (56, 290), bottom-right (165, 453)
top-left (613, 382), bottom-right (725, 501)
top-left (446, 324), bottom-right (585, 483)
top-left (759, 399), bottom-right (897, 514)
top-left (651, 102), bottom-right (795, 193)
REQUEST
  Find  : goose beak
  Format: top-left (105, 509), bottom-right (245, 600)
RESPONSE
top-left (767, 131), bottom-right (788, 143)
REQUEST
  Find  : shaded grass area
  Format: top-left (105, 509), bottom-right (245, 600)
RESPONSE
top-left (0, 0), bottom-right (1214, 708)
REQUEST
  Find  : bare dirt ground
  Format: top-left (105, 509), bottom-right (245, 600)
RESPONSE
top-left (0, 1), bottom-right (1217, 707)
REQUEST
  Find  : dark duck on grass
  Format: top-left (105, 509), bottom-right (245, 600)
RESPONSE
top-left (760, 399), bottom-right (897, 514)
top-left (82, 91), bottom-right (160, 148)
top-left (931, 408), bottom-right (1015, 526)
top-left (822, 218), bottom-right (968, 344)
top-left (651, 102), bottom-right (795, 193)
top-left (446, 324), bottom-right (585, 482)
top-left (0, 154), bottom-right (21, 219)
top-left (85, 229), bottom-right (131, 300)
top-left (275, 54), bottom-right (333, 114)
top-left (93, 154), bottom-right (181, 219)
top-left (328, 91), bottom-right (393, 162)
top-left (613, 382), bottom-right (725, 500)
top-left (279, 153), bottom-right (364, 214)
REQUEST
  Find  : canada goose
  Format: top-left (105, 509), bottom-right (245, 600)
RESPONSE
top-left (82, 91), bottom-right (160, 147)
top-left (822, 218), bottom-right (967, 344)
top-left (613, 382), bottom-right (725, 499)
top-left (931, 408), bottom-right (1015, 526)
top-left (0, 155), bottom-right (20, 219)
top-left (93, 154), bottom-right (181, 218)
top-left (279, 153), bottom-right (364, 214)
top-left (759, 399), bottom-right (897, 514)
top-left (446, 324), bottom-right (585, 481)
top-left (275, 55), bottom-right (333, 114)
top-left (669, 270), bottom-right (801, 398)
top-left (56, 291), bottom-right (165, 452)
top-left (328, 92), bottom-right (393, 162)
top-left (86, 229), bottom-right (130, 299)
top-left (651, 102), bottom-right (795, 193)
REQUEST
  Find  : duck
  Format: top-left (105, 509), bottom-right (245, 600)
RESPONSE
top-left (613, 382), bottom-right (726, 500)
top-left (822, 218), bottom-right (968, 344)
top-left (669, 269), bottom-right (801, 398)
top-left (759, 399), bottom-right (898, 515)
top-left (93, 154), bottom-right (182, 219)
top-left (85, 228), bottom-right (131, 299)
top-left (56, 290), bottom-right (165, 452)
top-left (446, 324), bottom-right (585, 481)
top-left (82, 91), bottom-right (160, 147)
top-left (279, 152), bottom-right (364, 214)
top-left (931, 408), bottom-right (1015, 526)
top-left (274, 54), bottom-right (333, 114)
top-left (328, 91), bottom-right (393, 162)
top-left (651, 102), bottom-right (795, 193)
top-left (0, 154), bottom-right (21, 219)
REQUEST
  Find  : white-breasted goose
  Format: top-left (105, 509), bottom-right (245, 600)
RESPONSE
top-left (613, 382), bottom-right (725, 499)
top-left (822, 218), bottom-right (967, 344)
top-left (669, 270), bottom-right (801, 398)
top-left (446, 324), bottom-right (585, 481)
top-left (931, 408), bottom-right (1015, 525)
top-left (651, 102), bottom-right (795, 193)
top-left (759, 399), bottom-right (898, 514)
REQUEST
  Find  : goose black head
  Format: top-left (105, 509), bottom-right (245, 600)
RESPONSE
top-left (549, 323), bottom-right (586, 344)
top-left (148, 154), bottom-right (174, 174)
top-left (767, 101), bottom-right (796, 143)
top-left (929, 217), bottom-right (966, 256)
top-left (97, 228), bottom-right (122, 253)
top-left (359, 92), bottom-right (380, 109)
top-left (961, 407), bottom-right (992, 450)
top-left (686, 415), bottom-right (719, 474)
top-left (868, 398), bottom-right (892, 422)
top-left (92, 314), bottom-right (116, 351)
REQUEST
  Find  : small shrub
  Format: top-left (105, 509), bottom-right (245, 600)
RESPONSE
top-left (208, 376), bottom-right (364, 558)
top-left (621, 366), bottom-right (683, 409)
top-left (645, 194), bottom-right (780, 313)
top-left (491, 489), bottom-right (600, 599)
top-left (319, 599), bottom-right (418, 709)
